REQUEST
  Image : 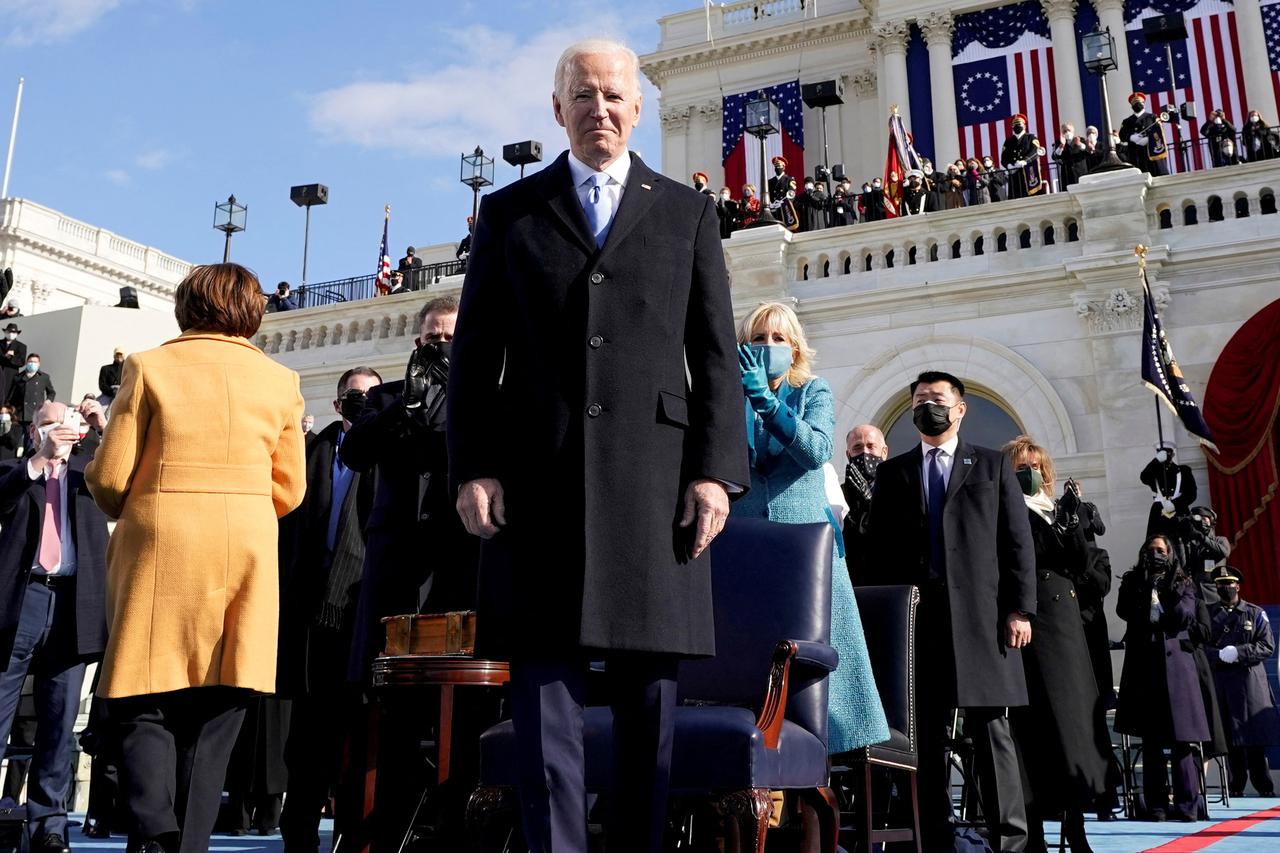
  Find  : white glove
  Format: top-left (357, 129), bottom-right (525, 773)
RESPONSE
top-left (1161, 498), bottom-right (1176, 516)
top-left (1131, 133), bottom-right (1148, 145)
top-left (1219, 645), bottom-right (1239, 664)
top-left (1015, 159), bottom-right (1027, 168)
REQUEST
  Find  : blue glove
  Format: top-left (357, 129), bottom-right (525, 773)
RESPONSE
top-left (738, 344), bottom-right (777, 415)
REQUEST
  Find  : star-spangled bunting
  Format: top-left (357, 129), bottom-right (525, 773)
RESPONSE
top-left (1262, 1), bottom-right (1280, 119)
top-left (722, 81), bottom-right (805, 201)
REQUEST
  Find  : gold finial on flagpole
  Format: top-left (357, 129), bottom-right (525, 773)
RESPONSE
top-left (890, 103), bottom-right (899, 116)
top-left (1135, 243), bottom-right (1148, 272)
top-left (385, 204), bottom-right (391, 217)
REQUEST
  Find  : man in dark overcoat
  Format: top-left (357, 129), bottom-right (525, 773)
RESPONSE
top-left (0, 400), bottom-right (109, 853)
top-left (9, 353), bottom-right (55, 440)
top-left (446, 39), bottom-right (748, 853)
top-left (1001, 114), bottom-right (1046, 199)
top-left (868, 370), bottom-right (1036, 852)
top-left (1206, 565), bottom-right (1280, 797)
top-left (0, 323), bottom-right (26, 407)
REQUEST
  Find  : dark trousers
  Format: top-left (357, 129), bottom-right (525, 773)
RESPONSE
top-left (509, 655), bottom-right (678, 853)
top-left (1142, 742), bottom-right (1201, 818)
top-left (1228, 746), bottom-right (1276, 795)
top-left (280, 624), bottom-right (360, 853)
top-left (2, 715), bottom-right (36, 799)
top-left (0, 580), bottom-right (87, 840)
top-left (109, 685), bottom-right (249, 853)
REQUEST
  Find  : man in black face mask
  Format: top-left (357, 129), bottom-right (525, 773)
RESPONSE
top-left (841, 424), bottom-right (888, 584)
top-left (1206, 565), bottom-right (1280, 798)
top-left (869, 370), bottom-right (1036, 852)
top-left (1001, 113), bottom-right (1046, 200)
top-left (338, 296), bottom-right (482, 849)
top-left (277, 364), bottom-right (382, 853)
top-left (1178, 506), bottom-right (1230, 603)
top-left (1118, 91), bottom-right (1169, 176)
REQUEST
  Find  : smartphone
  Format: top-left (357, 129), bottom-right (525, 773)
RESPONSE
top-left (63, 409), bottom-right (88, 438)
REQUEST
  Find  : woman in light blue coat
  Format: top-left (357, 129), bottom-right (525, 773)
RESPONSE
top-left (730, 301), bottom-right (888, 754)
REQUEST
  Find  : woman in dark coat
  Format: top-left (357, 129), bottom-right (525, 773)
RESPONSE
top-left (1114, 535), bottom-right (1218, 821)
top-left (1003, 436), bottom-right (1113, 853)
top-left (941, 164), bottom-right (967, 210)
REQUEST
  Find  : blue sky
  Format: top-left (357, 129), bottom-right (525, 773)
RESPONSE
top-left (0, 0), bottom-right (693, 286)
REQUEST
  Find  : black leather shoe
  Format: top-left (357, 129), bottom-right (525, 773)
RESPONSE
top-left (39, 834), bottom-right (70, 853)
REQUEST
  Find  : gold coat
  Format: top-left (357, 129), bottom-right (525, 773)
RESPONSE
top-left (86, 332), bottom-right (307, 698)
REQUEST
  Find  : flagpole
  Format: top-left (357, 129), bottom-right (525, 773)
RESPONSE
top-left (1154, 396), bottom-right (1165, 447)
top-left (2, 77), bottom-right (25, 200)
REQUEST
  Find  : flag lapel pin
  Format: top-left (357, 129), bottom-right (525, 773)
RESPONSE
top-left (641, 183), bottom-right (652, 190)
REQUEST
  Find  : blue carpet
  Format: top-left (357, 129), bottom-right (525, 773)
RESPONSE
top-left (1044, 797), bottom-right (1280, 852)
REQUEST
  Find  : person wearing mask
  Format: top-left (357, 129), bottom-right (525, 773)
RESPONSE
top-left (964, 158), bottom-right (990, 206)
top-left (859, 179), bottom-right (887, 222)
top-left (984, 156), bottom-right (1007, 202)
top-left (799, 178), bottom-right (829, 232)
top-left (0, 302), bottom-right (19, 321)
top-left (716, 187), bottom-right (739, 238)
top-left (0, 405), bottom-right (19, 461)
top-left (1178, 506), bottom-right (1231, 602)
top-left (731, 301), bottom-right (888, 757)
top-left (1002, 113), bottom-right (1047, 199)
top-left (1, 323), bottom-right (26, 408)
top-left (941, 164), bottom-right (967, 210)
top-left (9, 354), bottom-right (56, 451)
top-left (1200, 110), bottom-right (1237, 167)
top-left (277, 365), bottom-right (382, 853)
top-left (1218, 138), bottom-right (1243, 166)
top-left (740, 183), bottom-right (761, 227)
top-left (1114, 536), bottom-right (1217, 821)
top-left (1119, 93), bottom-right (1169, 177)
top-left (767, 155), bottom-right (793, 207)
top-left (1241, 110), bottom-right (1279, 161)
top-left (902, 170), bottom-right (928, 215)
top-left (1052, 123), bottom-right (1089, 188)
top-left (85, 263), bottom-right (307, 853)
top-left (1139, 444), bottom-right (1197, 543)
top-left (300, 413), bottom-right (315, 446)
top-left (829, 179), bottom-right (856, 225)
top-left (0, 399), bottom-right (109, 853)
top-left (690, 171), bottom-right (714, 197)
top-left (1083, 126), bottom-right (1106, 172)
top-left (1206, 565), bottom-right (1280, 798)
top-left (98, 348), bottom-right (124, 408)
top-left (266, 282), bottom-right (297, 313)
top-left (868, 371), bottom-right (1036, 852)
top-left (1003, 436), bottom-right (1114, 853)
top-left (840, 424), bottom-right (888, 584)
top-left (398, 245), bottom-right (424, 290)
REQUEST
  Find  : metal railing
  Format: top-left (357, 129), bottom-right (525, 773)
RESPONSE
top-left (295, 259), bottom-right (466, 308)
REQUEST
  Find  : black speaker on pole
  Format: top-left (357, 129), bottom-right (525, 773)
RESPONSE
top-left (116, 286), bottom-right (139, 309)
top-left (1141, 13), bottom-right (1187, 44)
top-left (801, 79), bottom-right (845, 109)
top-left (289, 183), bottom-right (329, 207)
top-left (502, 140), bottom-right (543, 167)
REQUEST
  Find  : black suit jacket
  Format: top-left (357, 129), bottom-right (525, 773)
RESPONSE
top-left (447, 151), bottom-right (748, 659)
top-left (0, 450), bottom-right (109, 667)
top-left (340, 378), bottom-right (477, 682)
top-left (0, 338), bottom-right (25, 372)
top-left (868, 439), bottom-right (1036, 707)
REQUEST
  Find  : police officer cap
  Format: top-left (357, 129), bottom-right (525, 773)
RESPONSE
top-left (1211, 564), bottom-right (1242, 584)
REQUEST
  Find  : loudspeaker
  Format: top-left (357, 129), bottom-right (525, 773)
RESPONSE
top-left (832, 163), bottom-right (847, 182)
top-left (801, 79), bottom-right (844, 109)
top-left (503, 140), bottom-right (543, 167)
top-left (289, 183), bottom-right (329, 207)
top-left (116, 286), bottom-right (139, 309)
top-left (1142, 13), bottom-right (1187, 45)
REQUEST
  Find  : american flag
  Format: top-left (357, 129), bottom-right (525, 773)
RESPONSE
top-left (1261, 0), bottom-right (1280, 119)
top-left (722, 81), bottom-right (805, 197)
top-left (376, 204), bottom-right (391, 293)
top-left (952, 1), bottom-right (1059, 172)
top-left (1127, 0), bottom-right (1247, 172)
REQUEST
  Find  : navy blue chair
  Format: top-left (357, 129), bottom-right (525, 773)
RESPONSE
top-left (469, 517), bottom-right (841, 852)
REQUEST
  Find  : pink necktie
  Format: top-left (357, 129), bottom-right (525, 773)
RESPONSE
top-left (38, 465), bottom-right (62, 573)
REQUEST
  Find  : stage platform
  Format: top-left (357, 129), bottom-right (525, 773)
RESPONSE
top-left (64, 802), bottom-right (1280, 852)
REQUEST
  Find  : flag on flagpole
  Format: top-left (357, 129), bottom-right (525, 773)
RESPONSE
top-left (883, 108), bottom-right (913, 218)
top-left (376, 205), bottom-right (391, 295)
top-left (1138, 246), bottom-right (1217, 452)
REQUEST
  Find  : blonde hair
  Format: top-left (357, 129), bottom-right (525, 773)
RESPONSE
top-left (1001, 434), bottom-right (1056, 494)
top-left (736, 301), bottom-right (815, 388)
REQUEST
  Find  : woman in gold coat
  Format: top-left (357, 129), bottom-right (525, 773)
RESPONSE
top-left (86, 263), bottom-right (306, 853)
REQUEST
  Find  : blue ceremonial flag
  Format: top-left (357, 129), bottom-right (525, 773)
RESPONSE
top-left (954, 56), bottom-right (1012, 128)
top-left (1140, 256), bottom-right (1216, 451)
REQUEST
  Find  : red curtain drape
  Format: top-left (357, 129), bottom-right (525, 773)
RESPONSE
top-left (1204, 298), bottom-right (1280, 606)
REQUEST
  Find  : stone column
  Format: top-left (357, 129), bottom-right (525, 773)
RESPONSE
top-left (1091, 0), bottom-right (1135, 130)
top-left (1232, 0), bottom-right (1277, 117)
top-left (1042, 0), bottom-right (1086, 131)
top-left (920, 11), bottom-right (960, 165)
top-left (872, 20), bottom-right (913, 133)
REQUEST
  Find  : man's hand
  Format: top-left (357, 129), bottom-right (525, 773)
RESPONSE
top-left (1005, 612), bottom-right (1032, 649)
top-left (31, 424), bottom-right (79, 469)
top-left (78, 398), bottom-right (106, 432)
top-left (679, 479), bottom-right (730, 559)
top-left (456, 478), bottom-right (506, 539)
top-left (404, 345), bottom-right (431, 409)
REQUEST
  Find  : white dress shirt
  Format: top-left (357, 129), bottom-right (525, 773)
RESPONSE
top-left (26, 458), bottom-right (77, 576)
top-left (920, 435), bottom-right (960, 503)
top-left (567, 149), bottom-right (630, 218)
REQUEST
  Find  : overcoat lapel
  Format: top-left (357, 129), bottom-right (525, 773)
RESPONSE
top-left (598, 154), bottom-right (661, 254)
top-left (945, 440), bottom-right (977, 505)
top-left (540, 154), bottom-right (597, 255)
top-left (904, 445), bottom-right (925, 515)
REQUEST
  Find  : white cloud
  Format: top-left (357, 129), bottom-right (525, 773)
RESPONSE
top-left (0, 0), bottom-right (122, 47)
top-left (104, 168), bottom-right (130, 185)
top-left (307, 22), bottom-right (653, 160)
top-left (134, 148), bottom-right (173, 170)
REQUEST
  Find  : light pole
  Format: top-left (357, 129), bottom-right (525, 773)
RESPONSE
top-left (1082, 29), bottom-right (1132, 172)
top-left (744, 96), bottom-right (780, 227)
top-left (460, 146), bottom-right (494, 226)
top-left (213, 195), bottom-right (247, 262)
top-left (289, 183), bottom-right (329, 289)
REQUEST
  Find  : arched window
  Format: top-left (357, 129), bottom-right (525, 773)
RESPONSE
top-left (885, 249), bottom-right (895, 269)
top-left (996, 232), bottom-right (1009, 252)
top-left (1158, 209), bottom-right (1173, 229)
top-left (1207, 195), bottom-right (1224, 222)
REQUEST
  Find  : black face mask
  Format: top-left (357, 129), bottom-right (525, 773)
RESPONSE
top-left (1132, 103), bottom-right (1144, 114)
top-left (1142, 549), bottom-right (1171, 573)
top-left (338, 389), bottom-right (368, 423)
top-left (913, 402), bottom-right (953, 437)
top-left (1013, 123), bottom-right (1025, 134)
top-left (850, 453), bottom-right (881, 481)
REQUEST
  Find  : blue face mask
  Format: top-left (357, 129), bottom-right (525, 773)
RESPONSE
top-left (24, 363), bottom-right (37, 374)
top-left (752, 344), bottom-right (793, 381)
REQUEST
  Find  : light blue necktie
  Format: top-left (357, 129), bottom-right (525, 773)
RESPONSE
top-left (583, 172), bottom-right (614, 248)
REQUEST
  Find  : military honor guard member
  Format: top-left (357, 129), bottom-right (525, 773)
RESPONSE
top-left (1001, 113), bottom-right (1046, 199)
top-left (1119, 92), bottom-right (1169, 177)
